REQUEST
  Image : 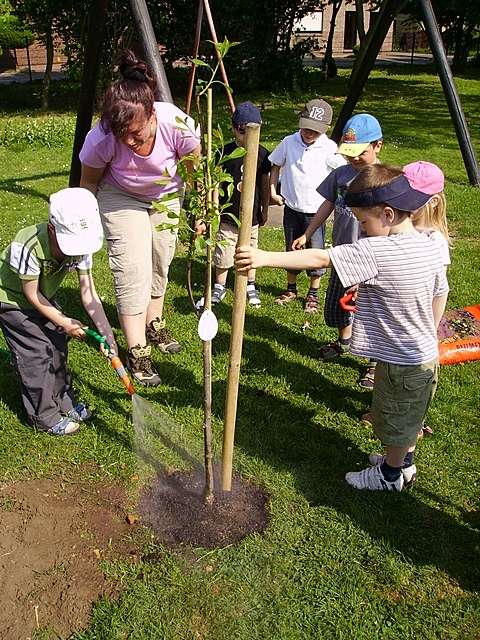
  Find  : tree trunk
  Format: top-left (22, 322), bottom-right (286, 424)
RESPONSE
top-left (452, 11), bottom-right (470, 74)
top-left (41, 27), bottom-right (54, 111)
top-left (322, 0), bottom-right (343, 79)
top-left (355, 0), bottom-right (365, 45)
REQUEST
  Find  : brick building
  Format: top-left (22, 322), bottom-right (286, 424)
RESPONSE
top-left (294, 2), bottom-right (394, 54)
top-left (0, 40), bottom-right (66, 72)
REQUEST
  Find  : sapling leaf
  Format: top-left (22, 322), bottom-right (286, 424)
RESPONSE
top-left (219, 146), bottom-right (246, 163)
top-left (191, 58), bottom-right (210, 67)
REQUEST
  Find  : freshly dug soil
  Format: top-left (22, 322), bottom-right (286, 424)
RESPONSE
top-left (138, 467), bottom-right (269, 549)
top-left (0, 473), bottom-right (138, 640)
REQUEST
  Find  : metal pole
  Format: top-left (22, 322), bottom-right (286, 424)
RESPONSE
top-left (69, 0), bottom-right (109, 187)
top-left (332, 0), bottom-right (402, 141)
top-left (221, 123), bottom-right (261, 491)
top-left (129, 0), bottom-right (173, 103)
top-left (25, 37), bottom-right (32, 83)
top-left (185, 0), bottom-right (204, 115)
top-left (419, 0), bottom-right (480, 187)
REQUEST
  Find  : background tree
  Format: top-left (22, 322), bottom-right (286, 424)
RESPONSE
top-left (10, 0), bottom-right (77, 109)
top-left (0, 1), bottom-right (33, 56)
top-left (405, 0), bottom-right (480, 73)
top-left (322, 0), bottom-right (343, 79)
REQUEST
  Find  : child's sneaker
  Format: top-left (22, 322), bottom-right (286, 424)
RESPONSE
top-left (47, 416), bottom-right (80, 436)
top-left (68, 403), bottom-right (92, 422)
top-left (246, 284), bottom-right (261, 308)
top-left (212, 284), bottom-right (227, 305)
top-left (146, 317), bottom-right (181, 354)
top-left (345, 464), bottom-right (404, 491)
top-left (368, 454), bottom-right (417, 486)
top-left (127, 344), bottom-right (161, 386)
top-left (195, 285), bottom-right (227, 311)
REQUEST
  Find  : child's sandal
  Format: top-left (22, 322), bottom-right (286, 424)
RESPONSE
top-left (319, 341), bottom-right (349, 361)
top-left (358, 364), bottom-right (376, 389)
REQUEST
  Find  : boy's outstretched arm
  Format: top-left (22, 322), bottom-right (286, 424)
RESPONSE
top-left (235, 246), bottom-right (331, 273)
top-left (78, 273), bottom-right (117, 354)
top-left (292, 199), bottom-right (334, 250)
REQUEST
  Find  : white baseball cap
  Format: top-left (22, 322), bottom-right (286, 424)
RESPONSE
top-left (49, 188), bottom-right (104, 255)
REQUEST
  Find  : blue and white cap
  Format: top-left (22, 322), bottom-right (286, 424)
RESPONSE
top-left (337, 113), bottom-right (383, 157)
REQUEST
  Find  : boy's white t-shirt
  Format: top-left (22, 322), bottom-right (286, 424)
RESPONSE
top-left (328, 232), bottom-right (449, 365)
top-left (268, 132), bottom-right (346, 213)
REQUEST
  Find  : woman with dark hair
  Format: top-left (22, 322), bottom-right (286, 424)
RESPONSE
top-left (79, 50), bottom-right (200, 386)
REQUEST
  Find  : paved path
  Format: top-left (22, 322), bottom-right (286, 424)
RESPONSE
top-left (0, 52), bottom-right (444, 85)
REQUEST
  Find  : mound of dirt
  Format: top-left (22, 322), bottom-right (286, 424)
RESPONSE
top-left (0, 473), bottom-right (137, 640)
top-left (138, 467), bottom-right (269, 549)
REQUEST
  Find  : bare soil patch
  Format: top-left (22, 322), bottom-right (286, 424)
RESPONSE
top-left (0, 472), bottom-right (138, 640)
top-left (138, 466), bottom-right (269, 549)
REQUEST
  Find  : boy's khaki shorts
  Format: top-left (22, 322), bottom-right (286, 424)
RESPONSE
top-left (214, 221), bottom-right (259, 269)
top-left (98, 183), bottom-right (181, 315)
top-left (371, 359), bottom-right (438, 448)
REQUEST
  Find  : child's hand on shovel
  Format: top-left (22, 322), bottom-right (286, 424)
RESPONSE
top-left (63, 318), bottom-right (86, 339)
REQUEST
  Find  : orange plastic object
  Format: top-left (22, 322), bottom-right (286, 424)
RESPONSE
top-left (110, 356), bottom-right (135, 395)
top-left (439, 338), bottom-right (480, 365)
top-left (464, 304), bottom-right (480, 320)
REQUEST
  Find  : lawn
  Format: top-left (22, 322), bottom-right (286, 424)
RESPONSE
top-left (0, 67), bottom-right (479, 639)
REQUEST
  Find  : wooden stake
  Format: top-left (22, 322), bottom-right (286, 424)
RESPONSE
top-left (203, 88), bottom-right (215, 503)
top-left (185, 0), bottom-right (203, 115)
top-left (202, 0), bottom-right (236, 113)
top-left (221, 122), bottom-right (261, 491)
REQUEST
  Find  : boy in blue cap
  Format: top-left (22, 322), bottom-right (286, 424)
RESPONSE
top-left (236, 164), bottom-right (449, 491)
top-left (196, 102), bottom-right (271, 309)
top-left (292, 113), bottom-right (382, 386)
top-left (0, 188), bottom-right (117, 436)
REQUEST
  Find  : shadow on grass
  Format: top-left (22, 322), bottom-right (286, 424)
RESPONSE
top-left (231, 385), bottom-right (480, 592)
top-left (0, 171), bottom-right (69, 202)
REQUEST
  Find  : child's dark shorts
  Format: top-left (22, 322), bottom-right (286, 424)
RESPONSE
top-left (324, 269), bottom-right (353, 328)
top-left (371, 359), bottom-right (439, 448)
top-left (283, 205), bottom-right (325, 277)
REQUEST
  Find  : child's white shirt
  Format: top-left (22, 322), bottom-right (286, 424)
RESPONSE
top-left (418, 228), bottom-right (451, 267)
top-left (268, 132), bottom-right (346, 213)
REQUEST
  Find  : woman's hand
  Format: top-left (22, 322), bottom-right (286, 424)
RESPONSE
top-left (270, 193), bottom-right (284, 207)
top-left (194, 220), bottom-right (207, 236)
top-left (292, 234), bottom-right (307, 250)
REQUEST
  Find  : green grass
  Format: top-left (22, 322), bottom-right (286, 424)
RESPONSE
top-left (1, 67), bottom-right (480, 639)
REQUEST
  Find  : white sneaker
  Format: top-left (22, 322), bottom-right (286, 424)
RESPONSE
top-left (48, 416), bottom-right (80, 436)
top-left (345, 464), bottom-right (404, 491)
top-left (246, 284), bottom-right (261, 308)
top-left (368, 454), bottom-right (417, 486)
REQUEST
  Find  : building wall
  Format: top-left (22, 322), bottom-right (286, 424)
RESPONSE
top-left (295, 1), bottom-right (394, 54)
top-left (0, 40), bottom-right (66, 71)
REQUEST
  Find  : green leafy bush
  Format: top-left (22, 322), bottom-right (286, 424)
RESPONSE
top-left (0, 115), bottom-right (76, 147)
top-left (0, 14), bottom-right (33, 51)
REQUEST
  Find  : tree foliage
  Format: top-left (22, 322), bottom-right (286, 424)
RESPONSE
top-left (405, 0), bottom-right (480, 72)
top-left (0, 1), bottom-right (33, 53)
